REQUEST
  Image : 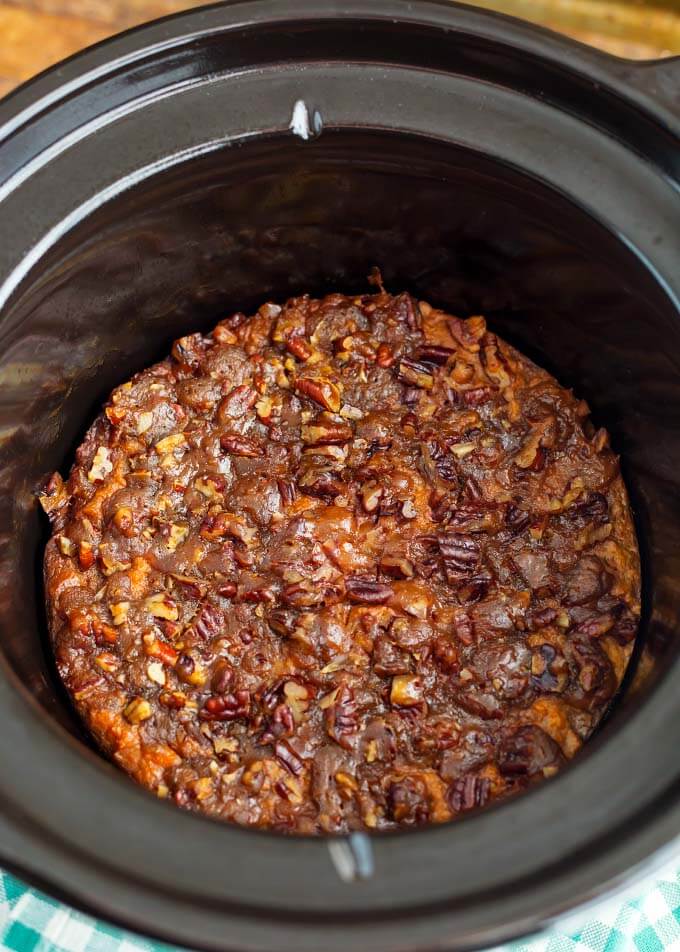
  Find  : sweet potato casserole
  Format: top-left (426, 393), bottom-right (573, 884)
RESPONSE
top-left (41, 290), bottom-right (640, 832)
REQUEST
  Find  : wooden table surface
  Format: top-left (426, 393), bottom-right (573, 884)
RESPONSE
top-left (1, 0), bottom-right (679, 101)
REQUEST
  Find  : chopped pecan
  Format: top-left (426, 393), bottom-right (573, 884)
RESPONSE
top-left (200, 690), bottom-right (251, 722)
top-left (297, 465), bottom-right (345, 499)
top-left (261, 702), bottom-right (296, 743)
top-left (171, 332), bottom-right (204, 367)
top-left (78, 541), bottom-right (96, 570)
top-left (211, 659), bottom-right (234, 694)
top-left (295, 377), bottom-right (342, 413)
top-left (124, 697), bottom-right (153, 724)
top-left (286, 336), bottom-right (313, 361)
top-left (217, 384), bottom-right (258, 422)
top-left (462, 387), bottom-right (494, 407)
top-left (390, 674), bottom-right (423, 707)
top-left (531, 644), bottom-right (568, 693)
top-left (59, 536), bottom-right (75, 560)
top-left (439, 534), bottom-right (480, 580)
top-left (276, 478), bottom-right (298, 506)
top-left (453, 610), bottom-right (474, 645)
top-left (189, 601), bottom-right (223, 640)
top-left (220, 433), bottom-right (263, 458)
top-left (449, 774), bottom-right (490, 812)
top-left (433, 636), bottom-right (459, 672)
top-left (169, 573), bottom-right (207, 600)
top-left (360, 481), bottom-right (383, 513)
top-left (498, 726), bottom-right (565, 777)
top-left (144, 592), bottom-right (179, 621)
top-left (267, 608), bottom-right (299, 637)
top-left (387, 776), bottom-right (429, 824)
top-left (380, 553), bottom-right (415, 579)
top-left (569, 492), bottom-right (609, 526)
top-left (397, 357), bottom-right (434, 390)
top-left (144, 638), bottom-right (179, 667)
top-left (200, 511), bottom-right (256, 544)
top-left (506, 503), bottom-right (530, 534)
top-left (373, 636), bottom-right (411, 677)
top-left (274, 739), bottom-right (305, 775)
top-left (345, 576), bottom-right (394, 604)
top-left (301, 417), bottom-right (353, 446)
top-left (448, 315), bottom-right (485, 352)
top-left (174, 653), bottom-right (195, 683)
top-left (416, 344), bottom-right (455, 365)
top-left (88, 446), bottom-right (113, 483)
top-left (39, 472), bottom-right (68, 523)
top-left (325, 684), bottom-right (358, 749)
top-left (457, 573), bottom-right (492, 603)
top-left (375, 343), bottom-right (395, 368)
top-left (281, 581), bottom-right (327, 608)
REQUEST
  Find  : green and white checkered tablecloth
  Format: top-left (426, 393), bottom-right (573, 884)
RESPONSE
top-left (1, 862), bottom-right (680, 952)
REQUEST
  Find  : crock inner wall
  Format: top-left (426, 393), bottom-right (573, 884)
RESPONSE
top-left (1, 132), bottom-right (677, 744)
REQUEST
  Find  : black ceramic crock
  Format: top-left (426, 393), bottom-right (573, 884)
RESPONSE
top-left (0, 2), bottom-right (678, 950)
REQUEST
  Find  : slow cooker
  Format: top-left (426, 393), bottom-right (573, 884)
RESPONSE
top-left (0, 2), bottom-right (678, 949)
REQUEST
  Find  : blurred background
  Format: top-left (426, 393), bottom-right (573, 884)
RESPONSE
top-left (0, 0), bottom-right (678, 99)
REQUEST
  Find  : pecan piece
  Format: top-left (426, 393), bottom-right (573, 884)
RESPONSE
top-left (276, 478), bottom-right (298, 506)
top-left (434, 455), bottom-right (459, 484)
top-left (457, 573), bottom-right (492, 603)
top-left (261, 702), bottom-right (295, 743)
top-left (78, 541), bottom-right (96, 570)
top-left (433, 635), bottom-right (459, 672)
top-left (200, 690), bottom-right (251, 722)
top-left (439, 533), bottom-right (480, 580)
top-left (569, 492), bottom-right (609, 526)
top-left (345, 576), bottom-right (394, 604)
top-left (531, 644), bottom-right (568, 693)
top-left (449, 774), bottom-right (490, 812)
top-left (297, 465), bottom-right (345, 499)
top-left (200, 511), bottom-right (256, 544)
top-left (217, 385), bottom-right (258, 422)
top-left (462, 387), bottom-right (494, 407)
top-left (301, 417), bottom-right (353, 447)
top-left (267, 608), bottom-right (299, 637)
top-left (397, 357), bottom-right (434, 390)
top-left (144, 592), bottom-right (179, 621)
top-left (390, 674), bottom-right (423, 708)
top-left (144, 638), bottom-right (179, 667)
top-left (286, 336), bottom-right (312, 361)
top-left (281, 581), bottom-right (327, 608)
top-left (448, 315), bottom-right (485, 352)
top-left (416, 344), bottom-right (454, 365)
top-left (506, 503), bottom-right (530, 534)
top-left (375, 343), bottom-right (395, 368)
top-left (498, 726), bottom-right (565, 777)
top-left (175, 653), bottom-right (196, 683)
top-left (220, 433), bottom-right (263, 458)
top-left (171, 332), bottom-right (204, 367)
top-left (188, 601), bottom-right (223, 640)
top-left (373, 636), bottom-right (411, 677)
top-left (295, 377), bottom-right (342, 413)
top-left (380, 553), bottom-right (415, 579)
top-left (39, 472), bottom-right (68, 524)
top-left (360, 481), bottom-right (383, 513)
top-left (325, 684), bottom-right (358, 749)
top-left (124, 697), bottom-right (153, 724)
top-left (211, 659), bottom-right (234, 694)
top-left (387, 776), bottom-right (429, 824)
top-left (274, 738), bottom-right (305, 775)
top-left (88, 446), bottom-right (113, 483)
